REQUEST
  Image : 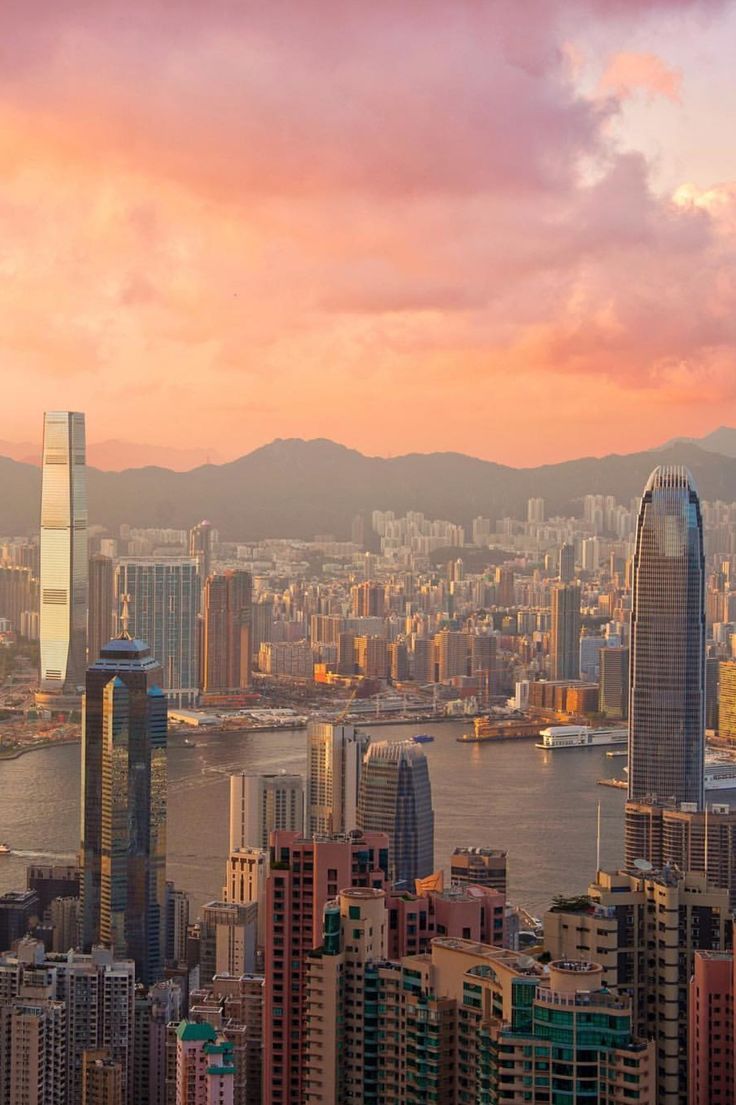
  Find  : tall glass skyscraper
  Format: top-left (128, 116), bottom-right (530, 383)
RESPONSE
top-left (356, 739), bottom-right (434, 886)
top-left (39, 411), bottom-right (87, 693)
top-left (80, 636), bottom-right (168, 985)
top-left (115, 558), bottom-right (200, 706)
top-left (628, 465), bottom-right (705, 808)
top-left (306, 721), bottom-right (370, 836)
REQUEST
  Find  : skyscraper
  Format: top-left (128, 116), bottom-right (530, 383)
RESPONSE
top-left (550, 583), bottom-right (580, 680)
top-left (201, 571), bottom-right (253, 693)
top-left (356, 740), bottom-right (434, 887)
top-left (229, 772), bottom-right (304, 851)
top-left (88, 554), bottom-right (114, 665)
top-left (599, 646), bottom-right (630, 720)
top-left (80, 636), bottom-right (167, 985)
top-left (188, 520), bottom-right (215, 584)
top-left (115, 558), bottom-right (200, 706)
top-left (628, 466), bottom-right (705, 808)
top-left (306, 721), bottom-right (369, 836)
top-left (559, 541), bottom-right (575, 583)
top-left (39, 411), bottom-right (88, 695)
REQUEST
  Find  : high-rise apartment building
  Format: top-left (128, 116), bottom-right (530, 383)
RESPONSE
top-left (199, 902), bottom-right (257, 987)
top-left (80, 637), bottom-right (167, 985)
top-left (550, 583), bottom-right (580, 680)
top-left (39, 411), bottom-right (88, 695)
top-left (306, 721), bottom-right (369, 836)
top-left (353, 634), bottom-right (388, 679)
top-left (0, 565), bottom-right (36, 634)
top-left (350, 580), bottom-right (385, 618)
top-left (0, 940), bottom-right (136, 1105)
top-left (88, 555), bottom-right (114, 666)
top-left (628, 466), bottom-right (705, 809)
top-left (201, 571), bottom-right (253, 693)
top-left (304, 921), bottom-right (654, 1105)
top-left (264, 829), bottom-right (389, 1105)
top-left (527, 496), bottom-right (545, 523)
top-left (82, 1049), bottom-right (123, 1105)
top-left (689, 951), bottom-right (734, 1105)
top-left (188, 974), bottom-right (264, 1105)
top-left (356, 740), bottom-right (434, 887)
top-left (435, 629), bottom-right (468, 682)
top-left (116, 558), bottom-right (200, 706)
top-left (229, 772), bottom-right (304, 852)
top-left (719, 660), bottom-right (736, 743)
top-left (545, 867), bottom-right (730, 1104)
top-left (411, 637), bottom-right (435, 683)
top-left (175, 1021), bottom-right (235, 1105)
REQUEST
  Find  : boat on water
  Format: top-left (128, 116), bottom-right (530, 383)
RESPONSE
top-left (597, 778), bottom-right (627, 789)
top-left (412, 734), bottom-right (434, 744)
top-left (457, 717), bottom-right (541, 743)
top-left (0, 843), bottom-right (10, 855)
top-left (606, 749), bottom-right (628, 758)
top-left (705, 765), bottom-right (736, 791)
top-left (535, 725), bottom-right (627, 751)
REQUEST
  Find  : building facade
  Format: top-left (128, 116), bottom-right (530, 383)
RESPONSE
top-left (229, 773), bottom-right (304, 852)
top-left (80, 637), bottom-right (168, 985)
top-left (549, 583), bottom-right (580, 681)
top-left (201, 571), bottom-right (252, 693)
top-left (39, 410), bottom-right (88, 694)
top-left (306, 722), bottom-right (369, 837)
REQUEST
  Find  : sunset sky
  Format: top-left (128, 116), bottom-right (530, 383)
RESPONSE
top-left (2, 0), bottom-right (736, 467)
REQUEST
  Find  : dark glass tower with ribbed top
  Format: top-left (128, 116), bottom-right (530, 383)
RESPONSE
top-left (80, 635), bottom-right (167, 984)
top-left (628, 465), bottom-right (705, 809)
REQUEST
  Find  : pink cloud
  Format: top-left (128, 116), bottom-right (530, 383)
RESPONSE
top-left (0, 0), bottom-right (733, 465)
top-left (599, 51), bottom-right (682, 101)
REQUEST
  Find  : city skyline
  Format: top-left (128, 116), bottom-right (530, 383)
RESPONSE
top-left (2, 3), bottom-right (736, 465)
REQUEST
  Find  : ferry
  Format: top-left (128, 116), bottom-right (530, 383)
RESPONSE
top-left (457, 718), bottom-right (541, 743)
top-left (606, 749), bottom-right (628, 758)
top-left (0, 843), bottom-right (10, 855)
top-left (597, 778), bottom-right (628, 790)
top-left (411, 734), bottom-right (434, 744)
top-left (536, 725), bottom-right (628, 750)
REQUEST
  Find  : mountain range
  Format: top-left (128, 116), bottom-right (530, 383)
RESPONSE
top-left (3, 433), bottom-right (736, 541)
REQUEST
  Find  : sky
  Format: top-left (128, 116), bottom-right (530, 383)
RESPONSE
top-left (2, 0), bottom-right (736, 468)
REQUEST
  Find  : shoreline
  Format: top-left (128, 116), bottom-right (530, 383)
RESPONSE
top-left (0, 735), bottom-right (81, 761)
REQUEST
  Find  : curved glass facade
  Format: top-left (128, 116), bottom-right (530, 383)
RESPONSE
top-left (628, 465), bottom-right (705, 808)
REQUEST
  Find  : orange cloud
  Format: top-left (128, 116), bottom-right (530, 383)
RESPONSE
top-left (599, 51), bottom-right (682, 102)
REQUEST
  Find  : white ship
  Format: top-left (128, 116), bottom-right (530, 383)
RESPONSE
top-left (705, 765), bottom-right (736, 791)
top-left (536, 725), bottom-right (628, 750)
top-left (0, 844), bottom-right (9, 855)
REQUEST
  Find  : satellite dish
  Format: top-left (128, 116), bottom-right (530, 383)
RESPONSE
top-left (634, 858), bottom-right (653, 873)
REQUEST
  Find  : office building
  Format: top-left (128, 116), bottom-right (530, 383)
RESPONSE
top-left (0, 565), bottom-right (35, 634)
top-left (26, 865), bottom-right (80, 917)
top-left (201, 571), bottom-right (252, 693)
top-left (387, 641), bottom-right (408, 682)
top-left (628, 465), bottom-right (705, 809)
top-left (39, 410), bottom-right (88, 696)
top-left (356, 740), bottom-right (434, 887)
top-left (599, 645), bottom-right (629, 719)
top-left (559, 541), bottom-right (575, 583)
top-left (115, 558), bottom-right (200, 706)
top-left (0, 890), bottom-right (40, 954)
top-left (188, 520), bottom-right (216, 584)
top-left (264, 829), bottom-right (389, 1105)
top-left (50, 897), bottom-right (79, 954)
top-left (175, 1021), bottom-right (235, 1105)
top-left (495, 566), bottom-right (515, 606)
top-left (411, 637), bottom-right (435, 683)
top-left (250, 601), bottom-right (273, 659)
top-left (545, 867), bottom-right (729, 1104)
top-left (706, 654), bottom-right (720, 730)
top-left (549, 583), bottom-right (580, 680)
top-left (165, 883), bottom-right (190, 967)
top-left (80, 636), bottom-right (167, 985)
top-left (82, 1050), bottom-right (123, 1105)
top-left (88, 554), bottom-right (114, 665)
top-left (229, 772), bottom-right (303, 852)
top-left (449, 846), bottom-right (507, 894)
top-left (689, 951), bottom-right (734, 1105)
top-left (306, 721), bottom-right (369, 836)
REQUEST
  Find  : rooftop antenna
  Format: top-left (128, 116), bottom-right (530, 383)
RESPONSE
top-left (119, 593), bottom-right (132, 640)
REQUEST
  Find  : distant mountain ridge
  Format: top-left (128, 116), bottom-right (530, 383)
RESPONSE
top-left (658, 426), bottom-right (736, 458)
top-left (3, 436), bottom-right (736, 541)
